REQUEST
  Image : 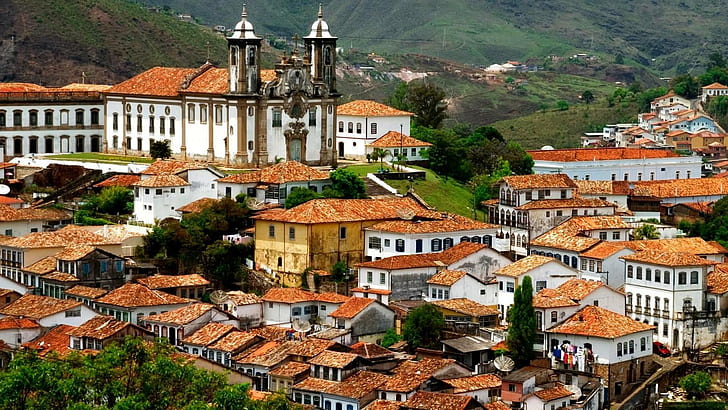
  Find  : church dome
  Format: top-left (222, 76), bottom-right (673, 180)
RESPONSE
top-left (230, 5), bottom-right (260, 40)
top-left (306, 4), bottom-right (336, 39)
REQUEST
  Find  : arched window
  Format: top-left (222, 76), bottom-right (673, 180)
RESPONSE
top-left (506, 210), bottom-right (511, 226)
top-left (636, 267), bottom-right (642, 280)
top-left (645, 295), bottom-right (651, 309)
top-left (646, 268), bottom-right (652, 281)
top-left (664, 298), bottom-right (670, 311)
top-left (655, 269), bottom-right (661, 282)
top-left (627, 293), bottom-right (633, 306)
top-left (571, 256), bottom-right (578, 268)
top-left (627, 265), bottom-right (634, 278)
top-left (516, 235), bottom-right (521, 247)
top-left (338, 121), bottom-right (344, 133)
top-left (678, 271), bottom-right (687, 285)
top-left (636, 294), bottom-right (641, 307)
top-left (629, 340), bottom-right (634, 354)
top-left (460, 236), bottom-right (470, 243)
top-left (471, 236), bottom-right (481, 244)
top-left (683, 298), bottom-right (692, 311)
top-left (347, 122), bottom-right (353, 133)
top-left (431, 238), bottom-right (442, 252)
top-left (654, 297), bottom-right (660, 310)
top-left (617, 342), bottom-right (622, 356)
top-left (443, 238), bottom-right (453, 250)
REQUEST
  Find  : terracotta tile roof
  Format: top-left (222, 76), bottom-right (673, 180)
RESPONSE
top-left (106, 67), bottom-right (197, 96)
top-left (207, 331), bottom-right (258, 353)
top-left (53, 245), bottom-right (99, 261)
top-left (292, 377), bottom-right (340, 394)
top-left (285, 338), bottom-right (337, 358)
top-left (268, 361), bottom-right (311, 378)
top-left (515, 196), bottom-right (615, 210)
top-left (337, 100), bottom-right (412, 117)
top-left (673, 201), bottom-right (714, 215)
top-left (533, 385), bottom-right (573, 402)
top-left (253, 197), bottom-right (439, 224)
top-left (393, 357), bottom-right (456, 376)
top-left (43, 271), bottom-right (81, 283)
top-left (432, 298), bottom-right (499, 317)
top-left (556, 278), bottom-right (604, 300)
top-left (0, 294), bottom-right (81, 319)
top-left (0, 82), bottom-right (49, 92)
top-left (218, 161), bottom-right (330, 185)
top-left (703, 82), bottom-right (728, 89)
top-left (0, 317), bottom-right (40, 330)
top-left (484, 401), bottom-right (511, 410)
top-left (494, 255), bottom-right (557, 277)
top-left (0, 196), bottom-right (24, 206)
top-left (249, 325), bottom-right (291, 341)
top-left (402, 391), bottom-right (475, 410)
top-left (261, 287), bottom-right (315, 304)
top-left (67, 315), bottom-right (134, 340)
top-left (182, 322), bottom-right (236, 346)
top-left (95, 283), bottom-right (189, 308)
top-left (22, 324), bottom-right (76, 357)
top-left (136, 274), bottom-right (210, 289)
top-left (579, 241), bottom-right (630, 260)
top-left (528, 148), bottom-right (679, 162)
top-left (349, 342), bottom-right (393, 359)
top-left (176, 198), bottom-right (217, 213)
top-left (368, 131), bottom-right (432, 148)
top-left (364, 400), bottom-right (401, 410)
top-left (315, 292), bottom-right (350, 304)
top-left (59, 83), bottom-right (112, 92)
top-left (356, 242), bottom-right (488, 270)
top-left (501, 173), bottom-right (576, 190)
top-left (143, 303), bottom-right (215, 325)
top-left (235, 341), bottom-right (297, 367)
top-left (23, 256), bottom-right (58, 275)
top-left (547, 305), bottom-right (654, 338)
top-left (368, 214), bottom-right (496, 234)
top-left (708, 263), bottom-right (728, 294)
top-left (530, 216), bottom-right (630, 252)
top-left (381, 370), bottom-right (430, 393)
top-left (444, 374), bottom-right (502, 393)
top-left (141, 159), bottom-right (210, 175)
top-left (93, 174), bottom-right (141, 188)
top-left (620, 250), bottom-right (717, 267)
top-left (226, 291), bottom-right (261, 305)
top-left (134, 174), bottom-right (190, 188)
top-left (308, 350), bottom-right (359, 368)
top-left (351, 287), bottom-right (392, 295)
top-left (532, 288), bottom-right (579, 308)
top-left (427, 269), bottom-right (468, 286)
top-left (0, 205), bottom-right (70, 222)
top-left (326, 370), bottom-right (391, 399)
top-left (709, 241), bottom-right (728, 254)
top-left (624, 237), bottom-right (724, 255)
top-left (64, 285), bottom-right (108, 299)
top-left (631, 178), bottom-right (728, 199)
top-left (4, 228), bottom-right (111, 249)
top-left (181, 67), bottom-right (228, 94)
top-left (329, 297), bottom-right (376, 319)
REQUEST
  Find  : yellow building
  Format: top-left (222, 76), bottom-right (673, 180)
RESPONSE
top-left (253, 197), bottom-right (436, 277)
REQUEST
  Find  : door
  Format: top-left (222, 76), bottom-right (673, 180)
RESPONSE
top-left (338, 141), bottom-right (344, 158)
top-left (290, 138), bottom-right (302, 161)
top-left (90, 136), bottom-right (100, 152)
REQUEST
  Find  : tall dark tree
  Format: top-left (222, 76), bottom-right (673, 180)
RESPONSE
top-left (285, 187), bottom-right (322, 208)
top-left (581, 90), bottom-right (595, 104)
top-left (388, 81), bottom-right (411, 111)
top-left (403, 304), bottom-right (445, 350)
top-left (406, 81), bottom-right (448, 129)
top-left (671, 74), bottom-right (701, 99)
top-left (150, 139), bottom-right (172, 159)
top-left (507, 275), bottom-right (536, 365)
top-left (325, 168), bottom-right (367, 199)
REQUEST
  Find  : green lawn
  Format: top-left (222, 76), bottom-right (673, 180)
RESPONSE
top-left (342, 163), bottom-right (393, 177)
top-left (44, 153), bottom-right (155, 164)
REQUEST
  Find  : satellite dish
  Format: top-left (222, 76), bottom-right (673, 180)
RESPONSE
top-left (396, 208), bottom-right (415, 220)
top-left (246, 198), bottom-right (266, 210)
top-left (541, 145), bottom-right (555, 151)
top-left (292, 318), bottom-right (312, 333)
top-left (0, 185), bottom-right (10, 195)
top-left (564, 384), bottom-right (582, 400)
top-left (493, 355), bottom-right (515, 372)
top-left (209, 290), bottom-right (229, 305)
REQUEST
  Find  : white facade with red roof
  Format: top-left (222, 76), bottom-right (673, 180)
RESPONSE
top-left (701, 82), bottom-right (728, 102)
top-left (365, 131), bottom-right (431, 161)
top-left (336, 100), bottom-right (412, 160)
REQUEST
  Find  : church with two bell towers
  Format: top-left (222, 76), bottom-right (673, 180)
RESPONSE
top-left (103, 4), bottom-right (339, 166)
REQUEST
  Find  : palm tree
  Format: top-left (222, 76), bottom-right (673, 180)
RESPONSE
top-left (634, 223), bottom-right (660, 240)
top-left (371, 148), bottom-right (391, 171)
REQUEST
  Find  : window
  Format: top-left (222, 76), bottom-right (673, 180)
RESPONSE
top-left (126, 114), bottom-right (131, 131)
top-left (617, 342), bottom-right (622, 356)
top-left (599, 232), bottom-right (607, 240)
top-left (369, 236), bottom-right (381, 249)
top-left (431, 238), bottom-right (442, 252)
top-left (75, 109), bottom-right (85, 126)
top-left (525, 191), bottom-right (532, 200)
top-left (0, 111), bottom-right (5, 127)
top-left (675, 171), bottom-right (681, 179)
top-left (367, 271), bottom-right (373, 283)
top-left (187, 104), bottom-right (195, 122)
top-left (268, 225), bottom-right (275, 238)
top-left (65, 309), bottom-right (81, 317)
top-left (200, 104), bottom-right (208, 123)
top-left (556, 210), bottom-right (563, 217)
top-left (415, 239), bottom-right (423, 253)
top-left (371, 123), bottom-right (377, 134)
top-left (551, 311), bottom-right (557, 323)
top-left (169, 118), bottom-right (176, 135)
top-left (627, 293), bottom-right (633, 306)
top-left (629, 340), bottom-right (634, 354)
top-left (443, 238), bottom-right (453, 250)
top-left (650, 171), bottom-right (655, 180)
top-left (347, 122), bottom-right (353, 133)
top-left (338, 121), bottom-right (344, 132)
top-left (339, 227), bottom-right (347, 240)
top-left (356, 123), bottom-right (362, 134)
top-left (380, 272), bottom-right (386, 285)
top-left (646, 268), bottom-right (652, 281)
top-left (613, 232), bottom-right (620, 240)
top-left (289, 227), bottom-right (295, 240)
top-left (155, 189), bottom-right (162, 195)
top-left (624, 173), bottom-right (629, 181)
top-left (664, 270), bottom-right (670, 284)
top-left (45, 110), bottom-right (53, 126)
top-left (112, 113), bottom-right (118, 130)
top-left (395, 239), bottom-right (405, 252)
top-left (91, 110), bottom-right (99, 125)
top-left (13, 110), bottom-right (21, 126)
top-left (536, 280), bottom-right (547, 291)
top-left (215, 105), bottom-right (223, 124)
top-left (611, 173), bottom-right (616, 181)
top-left (636, 294), bottom-right (641, 307)
top-left (636, 267), bottom-right (642, 280)
top-left (384, 239), bottom-right (391, 247)
top-left (678, 271), bottom-right (687, 285)
top-left (637, 172), bottom-right (642, 181)
top-left (272, 109), bottom-right (282, 127)
top-left (308, 108), bottom-right (316, 126)
top-left (641, 337), bottom-right (646, 351)
top-left (627, 265), bottom-right (633, 278)
top-left (159, 117), bottom-right (165, 134)
top-left (506, 281), bottom-right (514, 292)
top-left (137, 115), bottom-right (143, 132)
top-left (29, 110), bottom-right (38, 126)
top-left (690, 271), bottom-right (699, 284)
top-left (148, 116), bottom-right (155, 133)
top-left (508, 384), bottom-right (516, 392)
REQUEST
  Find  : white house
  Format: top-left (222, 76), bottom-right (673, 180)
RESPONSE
top-left (650, 91), bottom-right (692, 112)
top-left (524, 384), bottom-right (574, 410)
top-left (0, 294), bottom-right (97, 327)
top-left (0, 317), bottom-right (41, 348)
top-left (219, 291), bottom-right (263, 328)
top-left (442, 374), bottom-right (502, 404)
top-left (336, 100), bottom-right (412, 160)
top-left (702, 82), bottom-right (728, 102)
top-left (0, 205), bottom-right (71, 237)
top-left (326, 297), bottom-right (394, 343)
top-left (142, 303), bottom-right (238, 346)
top-left (425, 269), bottom-right (496, 306)
top-left (261, 287), bottom-right (348, 326)
top-left (365, 131), bottom-right (431, 161)
top-left (93, 283), bottom-right (191, 324)
top-left (573, 180), bottom-right (630, 210)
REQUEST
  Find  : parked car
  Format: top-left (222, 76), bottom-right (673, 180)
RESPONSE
top-left (653, 341), bottom-right (671, 357)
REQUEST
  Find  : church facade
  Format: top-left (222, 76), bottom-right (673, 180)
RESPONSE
top-left (103, 5), bottom-right (339, 166)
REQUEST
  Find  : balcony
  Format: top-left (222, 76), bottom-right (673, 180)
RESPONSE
top-left (643, 307), bottom-right (651, 316)
top-left (635, 306), bottom-right (642, 314)
top-left (662, 310), bottom-right (670, 319)
top-left (626, 305), bottom-right (633, 313)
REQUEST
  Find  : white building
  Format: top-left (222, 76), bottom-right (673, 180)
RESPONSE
top-left (365, 131), bottom-right (431, 161)
top-left (336, 100), bottom-right (412, 160)
top-left (93, 283), bottom-right (191, 324)
top-left (702, 82), bottom-right (728, 102)
top-left (528, 147), bottom-right (702, 181)
top-left (104, 5), bottom-right (338, 166)
top-left (0, 294), bottom-right (97, 327)
top-left (0, 317), bottom-right (41, 348)
top-left (425, 269), bottom-right (497, 306)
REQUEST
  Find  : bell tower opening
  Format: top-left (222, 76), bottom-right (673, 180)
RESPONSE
top-left (228, 4), bottom-right (262, 94)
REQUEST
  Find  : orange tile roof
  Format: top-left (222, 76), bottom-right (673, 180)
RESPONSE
top-left (532, 288), bottom-right (579, 308)
top-left (556, 278), bottom-right (604, 301)
top-left (579, 241), bottom-right (630, 260)
top-left (182, 322), bottom-right (236, 346)
top-left (494, 255), bottom-right (558, 277)
top-left (368, 131), bottom-right (432, 148)
top-left (356, 242), bottom-right (488, 270)
top-left (107, 67), bottom-right (198, 96)
top-left (268, 361), bottom-right (311, 378)
top-left (485, 401), bottom-right (511, 410)
top-left (181, 67), bottom-right (228, 94)
top-left (293, 376), bottom-right (340, 393)
top-left (141, 159), bottom-right (210, 175)
top-left (43, 271), bottom-right (81, 283)
top-left (0, 317), bottom-right (40, 330)
top-left (621, 250), bottom-right (717, 267)
top-left (547, 305), bottom-right (654, 338)
top-left (327, 370), bottom-right (391, 400)
top-left (501, 173), bottom-right (577, 190)
top-left (0, 295), bottom-right (81, 319)
top-left (93, 174), bottom-right (141, 188)
top-left (0, 205), bottom-right (69, 222)
top-left (95, 283), bottom-right (189, 308)
top-left (136, 274), bottom-right (210, 289)
top-left (53, 245), bottom-right (99, 261)
top-left (261, 287), bottom-right (316, 304)
top-left (380, 370), bottom-right (430, 393)
top-left (248, 325), bottom-right (291, 341)
top-left (349, 341), bottom-right (394, 359)
top-left (285, 338), bottom-right (337, 358)
top-left (364, 400), bottom-right (401, 410)
top-left (368, 214), bottom-right (496, 234)
top-left (516, 196), bottom-right (615, 210)
top-left (433, 298), bottom-right (499, 317)
top-left (22, 324), bottom-right (76, 357)
top-left (403, 391), bottom-right (476, 410)
top-left (60, 83), bottom-right (112, 92)
top-left (528, 148), bottom-right (679, 162)
top-left (67, 315), bottom-right (135, 340)
top-left (4, 229), bottom-right (112, 249)
top-left (337, 100), bottom-right (412, 117)
top-left (631, 178), bottom-right (728, 199)
top-left (0, 196), bottom-right (24, 206)
top-left (233, 340), bottom-right (287, 366)
top-left (134, 174), bottom-right (190, 188)
top-left (708, 263), bottom-right (728, 294)
top-left (393, 357), bottom-right (456, 376)
top-left (253, 197), bottom-right (438, 224)
top-left (533, 385), bottom-right (574, 402)
top-left (143, 303), bottom-right (215, 325)
top-left (218, 161), bottom-right (330, 185)
top-left (427, 269), bottom-right (468, 286)
top-left (175, 198), bottom-right (217, 213)
top-left (351, 287), bottom-right (392, 295)
top-left (307, 350), bottom-right (359, 368)
top-left (226, 291), bottom-right (261, 305)
top-left (207, 331), bottom-right (258, 353)
top-left (623, 237), bottom-right (724, 255)
top-left (703, 82), bottom-right (728, 89)
top-left (444, 374), bottom-right (502, 393)
top-left (64, 285), bottom-right (108, 299)
top-left (23, 256), bottom-right (58, 275)
top-left (530, 216), bottom-right (630, 252)
top-left (315, 292), bottom-right (350, 304)
top-left (328, 297), bottom-right (376, 319)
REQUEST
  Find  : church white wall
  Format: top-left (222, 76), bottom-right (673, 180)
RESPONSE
top-left (532, 156), bottom-right (702, 181)
top-left (105, 98), bottom-right (182, 154)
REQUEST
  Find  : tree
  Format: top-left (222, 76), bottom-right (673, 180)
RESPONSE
top-left (406, 81), bottom-right (448, 129)
top-left (371, 148), bottom-right (392, 170)
top-left (556, 100), bottom-right (569, 111)
top-left (285, 187), bottom-right (322, 208)
top-left (201, 240), bottom-right (251, 288)
top-left (679, 371), bottom-right (712, 399)
top-left (472, 160), bottom-right (512, 209)
top-left (381, 328), bottom-right (402, 348)
top-left (614, 53), bottom-right (624, 64)
top-left (150, 140), bottom-right (172, 159)
top-left (671, 74), bottom-right (701, 99)
top-left (507, 275), bottom-right (536, 365)
top-left (633, 224), bottom-right (660, 240)
top-left (708, 52), bottom-right (727, 69)
top-left (96, 186), bottom-right (134, 214)
top-left (403, 304), bottom-right (444, 350)
top-left (387, 81), bottom-right (411, 111)
top-left (581, 90), bottom-right (595, 104)
top-left (325, 168), bottom-right (367, 199)
top-left (331, 260), bottom-right (349, 282)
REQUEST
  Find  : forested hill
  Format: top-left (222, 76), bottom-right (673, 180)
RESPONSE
top-left (141, 0), bottom-right (728, 74)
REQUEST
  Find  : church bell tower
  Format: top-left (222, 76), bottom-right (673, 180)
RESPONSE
top-left (228, 4), bottom-right (261, 94)
top-left (304, 4), bottom-right (337, 94)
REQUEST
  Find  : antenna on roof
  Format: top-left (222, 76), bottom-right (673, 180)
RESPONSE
top-left (493, 355), bottom-right (515, 372)
top-left (292, 318), bottom-right (311, 333)
top-left (209, 290), bottom-right (228, 305)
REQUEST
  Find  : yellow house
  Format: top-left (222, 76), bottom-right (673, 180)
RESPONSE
top-left (253, 197), bottom-right (435, 277)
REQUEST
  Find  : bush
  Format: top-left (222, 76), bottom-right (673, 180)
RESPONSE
top-left (680, 371), bottom-right (712, 399)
